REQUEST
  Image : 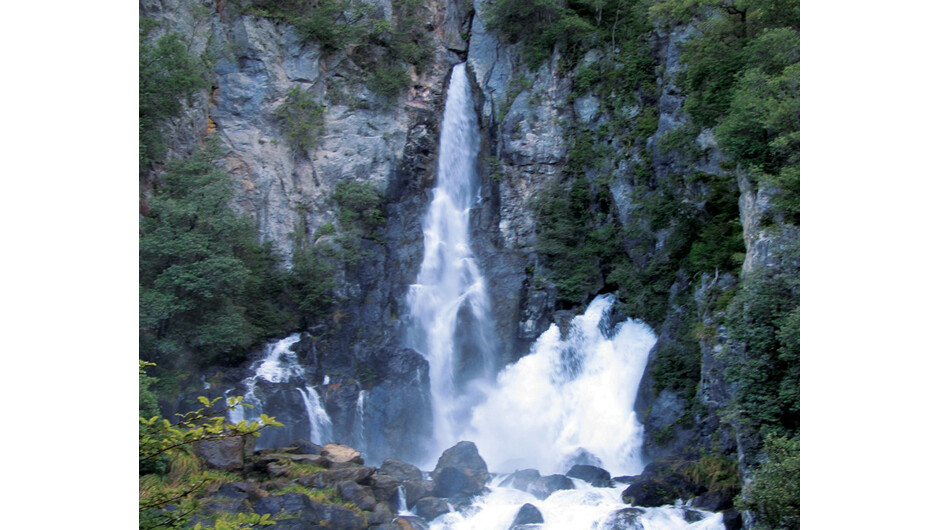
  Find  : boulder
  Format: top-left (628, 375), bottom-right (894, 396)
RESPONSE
top-left (528, 474), bottom-right (574, 500)
top-left (621, 480), bottom-right (682, 508)
top-left (370, 473), bottom-right (405, 504)
top-left (722, 509), bottom-right (744, 530)
top-left (498, 469), bottom-right (541, 492)
top-left (336, 479), bottom-right (378, 511)
top-left (690, 490), bottom-right (734, 512)
top-left (604, 507), bottom-right (645, 530)
top-left (431, 442), bottom-right (489, 498)
top-left (194, 435), bottom-right (255, 471)
top-left (414, 497), bottom-right (450, 521)
top-left (566, 464), bottom-right (612, 487)
top-left (510, 503), bottom-right (544, 527)
top-left (404, 479), bottom-right (436, 507)
top-left (380, 458), bottom-right (424, 483)
top-left (286, 439), bottom-right (323, 455)
top-left (322, 443), bottom-right (365, 465)
top-left (366, 501), bottom-right (397, 526)
top-left (298, 466), bottom-right (376, 488)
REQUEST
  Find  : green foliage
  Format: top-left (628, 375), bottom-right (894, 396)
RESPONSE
top-left (724, 265), bottom-right (800, 434)
top-left (674, 453), bottom-right (741, 494)
top-left (366, 63), bottom-right (412, 101)
top-left (484, 0), bottom-right (596, 68)
top-left (250, 0), bottom-right (429, 99)
top-left (289, 244), bottom-right (338, 321)
top-left (670, 0), bottom-right (800, 222)
top-left (273, 87), bottom-right (326, 154)
top-left (332, 181), bottom-right (386, 239)
top-left (139, 362), bottom-right (282, 529)
top-left (139, 22), bottom-right (211, 169)
top-left (740, 434), bottom-right (800, 529)
top-left (139, 140), bottom-right (294, 368)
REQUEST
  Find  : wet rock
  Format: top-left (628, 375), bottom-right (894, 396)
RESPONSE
top-left (414, 497), bottom-right (450, 521)
top-left (563, 448), bottom-right (604, 469)
top-left (566, 464), bottom-right (612, 487)
top-left (690, 490), bottom-right (734, 512)
top-left (528, 474), bottom-right (574, 500)
top-left (194, 435), bottom-right (255, 471)
top-left (604, 507), bottom-right (645, 530)
top-left (682, 507), bottom-right (704, 522)
top-left (367, 501), bottom-right (397, 526)
top-left (431, 441), bottom-right (489, 498)
top-left (285, 439), bottom-right (323, 455)
top-left (336, 479), bottom-right (377, 511)
top-left (404, 479), bottom-right (436, 507)
top-left (322, 443), bottom-right (364, 465)
top-left (380, 458), bottom-right (424, 483)
top-left (498, 469), bottom-right (541, 492)
top-left (370, 473), bottom-right (405, 504)
top-left (621, 480), bottom-right (682, 508)
top-left (510, 503), bottom-right (544, 527)
top-left (298, 465), bottom-right (376, 488)
top-left (722, 509), bottom-right (744, 530)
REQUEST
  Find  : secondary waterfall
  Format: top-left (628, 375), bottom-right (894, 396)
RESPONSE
top-left (407, 63), bottom-right (496, 460)
top-left (227, 334), bottom-right (333, 447)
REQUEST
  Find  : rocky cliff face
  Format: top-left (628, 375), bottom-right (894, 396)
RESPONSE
top-left (143, 0), bottom-right (796, 499)
top-left (142, 0), bottom-right (478, 464)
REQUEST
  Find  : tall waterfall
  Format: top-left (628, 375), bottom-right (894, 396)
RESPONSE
top-left (407, 63), bottom-right (496, 460)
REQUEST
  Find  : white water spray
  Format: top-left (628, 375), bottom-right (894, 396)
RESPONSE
top-left (407, 63), bottom-right (496, 459)
top-left (463, 295), bottom-right (654, 476)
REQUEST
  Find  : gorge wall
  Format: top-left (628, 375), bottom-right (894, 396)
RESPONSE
top-left (140, 0), bottom-right (799, 523)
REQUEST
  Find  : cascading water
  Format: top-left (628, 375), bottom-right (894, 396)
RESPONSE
top-left (406, 64), bottom-right (725, 528)
top-left (407, 62), bottom-right (497, 461)
top-left (463, 295), bottom-right (653, 476)
top-left (227, 334), bottom-right (333, 447)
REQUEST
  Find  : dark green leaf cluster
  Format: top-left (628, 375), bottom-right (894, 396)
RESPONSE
top-left (273, 87), bottom-right (326, 154)
top-left (139, 141), bottom-right (296, 368)
top-left (739, 433), bottom-right (800, 529)
top-left (673, 0), bottom-right (800, 222)
top-left (139, 21), bottom-right (211, 170)
top-left (724, 263), bottom-right (800, 434)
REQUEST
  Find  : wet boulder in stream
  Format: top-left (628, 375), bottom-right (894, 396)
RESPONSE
top-left (430, 441), bottom-right (490, 498)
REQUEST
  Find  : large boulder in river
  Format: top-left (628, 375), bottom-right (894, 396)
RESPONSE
top-left (528, 474), bottom-right (574, 500)
top-left (498, 469), bottom-right (541, 492)
top-left (566, 464), bottom-right (612, 487)
top-left (510, 503), bottom-right (544, 527)
top-left (431, 441), bottom-right (489, 497)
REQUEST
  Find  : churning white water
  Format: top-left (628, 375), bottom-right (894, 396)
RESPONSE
top-left (228, 334), bottom-right (333, 444)
top-left (431, 477), bottom-right (725, 530)
top-left (407, 63), bottom-right (496, 460)
top-left (462, 295), bottom-right (654, 477)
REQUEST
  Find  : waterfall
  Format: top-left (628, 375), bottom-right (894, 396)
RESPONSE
top-left (227, 334), bottom-right (332, 447)
top-left (407, 63), bottom-right (496, 460)
top-left (463, 295), bottom-right (654, 476)
top-left (354, 390), bottom-right (367, 450)
top-left (298, 386), bottom-right (333, 445)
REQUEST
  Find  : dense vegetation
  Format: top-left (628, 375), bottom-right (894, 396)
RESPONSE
top-left (139, 19), bottom-right (210, 170)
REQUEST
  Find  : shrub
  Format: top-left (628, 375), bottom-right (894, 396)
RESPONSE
top-left (274, 87), bottom-right (326, 154)
top-left (740, 434), bottom-right (799, 529)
